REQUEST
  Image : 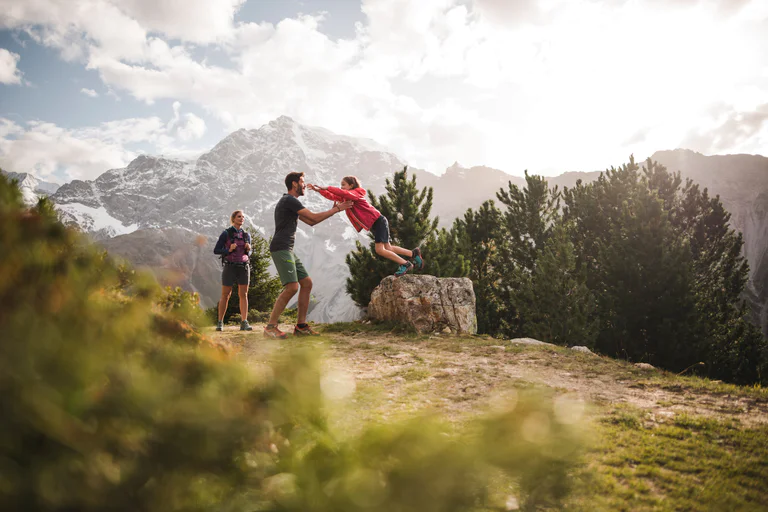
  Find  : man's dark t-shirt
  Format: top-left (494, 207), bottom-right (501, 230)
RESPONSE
top-left (269, 194), bottom-right (305, 252)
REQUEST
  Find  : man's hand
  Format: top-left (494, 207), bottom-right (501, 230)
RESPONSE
top-left (244, 242), bottom-right (251, 252)
top-left (336, 200), bottom-right (354, 211)
top-left (229, 243), bottom-right (237, 252)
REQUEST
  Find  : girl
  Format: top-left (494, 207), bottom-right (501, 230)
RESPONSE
top-left (308, 176), bottom-right (423, 277)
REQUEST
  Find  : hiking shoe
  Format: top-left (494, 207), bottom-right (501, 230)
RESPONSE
top-left (240, 320), bottom-right (253, 331)
top-left (264, 324), bottom-right (288, 339)
top-left (216, 321), bottom-right (224, 331)
top-left (412, 247), bottom-right (424, 270)
top-left (394, 261), bottom-right (413, 277)
top-left (294, 324), bottom-right (320, 336)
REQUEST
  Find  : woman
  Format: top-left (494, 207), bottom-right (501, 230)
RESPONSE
top-left (213, 210), bottom-right (252, 331)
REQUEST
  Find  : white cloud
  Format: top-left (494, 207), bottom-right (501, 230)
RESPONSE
top-left (1, 0), bottom-right (767, 176)
top-left (80, 88), bottom-right (99, 98)
top-left (168, 101), bottom-right (206, 141)
top-left (0, 48), bottom-right (22, 84)
top-left (110, 0), bottom-right (246, 43)
top-left (0, 103), bottom-right (207, 180)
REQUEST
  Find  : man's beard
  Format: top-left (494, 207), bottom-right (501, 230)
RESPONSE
top-left (297, 186), bottom-right (305, 196)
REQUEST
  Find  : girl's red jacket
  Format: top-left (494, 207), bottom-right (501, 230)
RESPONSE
top-left (318, 186), bottom-right (382, 232)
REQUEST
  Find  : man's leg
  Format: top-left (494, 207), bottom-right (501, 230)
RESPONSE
top-left (218, 285), bottom-right (232, 322)
top-left (297, 276), bottom-right (313, 325)
top-left (268, 282), bottom-right (299, 325)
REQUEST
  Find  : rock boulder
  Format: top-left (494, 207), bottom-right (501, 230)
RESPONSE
top-left (368, 275), bottom-right (477, 334)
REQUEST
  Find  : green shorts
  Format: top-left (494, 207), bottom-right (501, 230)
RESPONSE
top-left (271, 250), bottom-right (309, 285)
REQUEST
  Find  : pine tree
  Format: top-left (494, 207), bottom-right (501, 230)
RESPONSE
top-left (496, 171), bottom-right (561, 272)
top-left (561, 156), bottom-right (768, 382)
top-left (514, 223), bottom-right (597, 347)
top-left (423, 223), bottom-right (470, 278)
top-left (454, 201), bottom-right (504, 335)
top-left (494, 172), bottom-right (561, 337)
top-left (346, 166), bottom-right (443, 308)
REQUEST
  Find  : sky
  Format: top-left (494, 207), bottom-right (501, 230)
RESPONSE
top-left (0, 0), bottom-right (767, 184)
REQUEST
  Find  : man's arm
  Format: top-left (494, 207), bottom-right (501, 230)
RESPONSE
top-left (298, 201), bottom-right (353, 226)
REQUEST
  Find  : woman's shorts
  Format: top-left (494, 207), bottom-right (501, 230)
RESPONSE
top-left (222, 263), bottom-right (250, 286)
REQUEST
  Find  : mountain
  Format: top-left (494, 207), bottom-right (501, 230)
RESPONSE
top-left (51, 116), bottom-right (405, 322)
top-left (650, 150), bottom-right (768, 335)
top-left (2, 170), bottom-right (60, 205)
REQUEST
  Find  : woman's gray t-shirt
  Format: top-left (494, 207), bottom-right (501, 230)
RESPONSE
top-left (269, 194), bottom-right (305, 252)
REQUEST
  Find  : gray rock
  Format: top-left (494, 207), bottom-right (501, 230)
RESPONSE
top-left (634, 363), bottom-right (656, 371)
top-left (570, 346), bottom-right (595, 355)
top-left (509, 338), bottom-right (553, 346)
top-left (368, 275), bottom-right (477, 334)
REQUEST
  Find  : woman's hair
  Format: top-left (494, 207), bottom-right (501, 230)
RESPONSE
top-left (342, 176), bottom-right (361, 189)
top-left (230, 210), bottom-right (243, 223)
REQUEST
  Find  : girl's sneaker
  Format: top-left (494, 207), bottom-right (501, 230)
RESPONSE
top-left (394, 261), bottom-right (413, 277)
top-left (216, 321), bottom-right (224, 331)
top-left (412, 247), bottom-right (424, 270)
top-left (240, 320), bottom-right (253, 331)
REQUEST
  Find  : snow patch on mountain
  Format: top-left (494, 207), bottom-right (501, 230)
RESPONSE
top-left (57, 203), bottom-right (139, 238)
top-left (2, 170), bottom-right (60, 205)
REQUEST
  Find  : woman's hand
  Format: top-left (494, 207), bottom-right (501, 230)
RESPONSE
top-left (244, 242), bottom-right (251, 252)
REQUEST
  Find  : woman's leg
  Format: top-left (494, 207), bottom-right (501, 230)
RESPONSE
top-left (237, 284), bottom-right (248, 321)
top-left (375, 242), bottom-right (407, 265)
top-left (218, 285), bottom-right (232, 322)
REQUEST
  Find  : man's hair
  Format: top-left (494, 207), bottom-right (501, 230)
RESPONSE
top-left (285, 172), bottom-right (305, 191)
top-left (342, 176), bottom-right (361, 189)
top-left (230, 210), bottom-right (243, 223)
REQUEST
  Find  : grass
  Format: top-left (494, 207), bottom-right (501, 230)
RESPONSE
top-left (213, 326), bottom-right (768, 511)
top-left (567, 407), bottom-right (768, 511)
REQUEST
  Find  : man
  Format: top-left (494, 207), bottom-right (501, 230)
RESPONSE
top-left (213, 210), bottom-right (252, 331)
top-left (264, 171), bottom-right (353, 338)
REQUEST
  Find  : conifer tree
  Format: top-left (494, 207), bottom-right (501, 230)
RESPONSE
top-left (454, 200), bottom-right (504, 335)
top-left (494, 172), bottom-right (561, 337)
top-left (514, 223), bottom-right (597, 346)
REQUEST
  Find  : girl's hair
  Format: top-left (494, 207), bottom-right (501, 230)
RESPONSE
top-left (342, 176), bottom-right (361, 189)
top-left (230, 210), bottom-right (244, 223)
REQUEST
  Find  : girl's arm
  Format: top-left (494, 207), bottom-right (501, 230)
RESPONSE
top-left (326, 186), bottom-right (361, 201)
top-left (317, 188), bottom-right (343, 202)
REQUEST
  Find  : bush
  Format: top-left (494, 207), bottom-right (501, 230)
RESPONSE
top-left (0, 173), bottom-right (583, 511)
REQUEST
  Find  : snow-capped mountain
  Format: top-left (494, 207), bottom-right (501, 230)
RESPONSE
top-left (2, 170), bottom-right (60, 205)
top-left (51, 116), bottom-right (405, 320)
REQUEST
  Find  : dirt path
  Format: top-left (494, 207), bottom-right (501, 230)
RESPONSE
top-left (213, 324), bottom-right (768, 427)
